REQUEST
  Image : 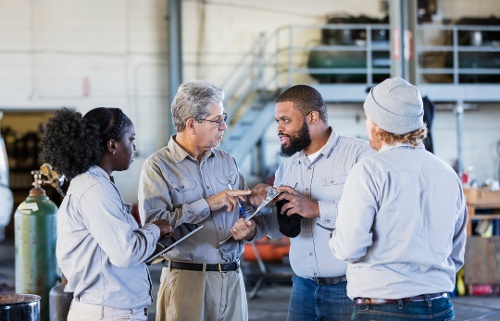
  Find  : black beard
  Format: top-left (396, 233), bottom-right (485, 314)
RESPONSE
top-left (280, 120), bottom-right (312, 157)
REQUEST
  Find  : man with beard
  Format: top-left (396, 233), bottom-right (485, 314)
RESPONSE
top-left (250, 84), bottom-right (374, 321)
top-left (138, 80), bottom-right (266, 321)
top-left (329, 77), bottom-right (467, 321)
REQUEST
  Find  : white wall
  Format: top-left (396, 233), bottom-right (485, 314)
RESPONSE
top-left (0, 0), bottom-right (499, 201)
top-left (0, 0), bottom-right (170, 201)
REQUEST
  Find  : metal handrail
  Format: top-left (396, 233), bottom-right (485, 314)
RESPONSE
top-left (415, 24), bottom-right (500, 85)
top-left (221, 32), bottom-right (280, 123)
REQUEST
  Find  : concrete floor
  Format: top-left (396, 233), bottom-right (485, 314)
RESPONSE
top-left (2, 239), bottom-right (500, 321)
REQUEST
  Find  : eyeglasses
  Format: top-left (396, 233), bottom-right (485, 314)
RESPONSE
top-left (198, 113), bottom-right (228, 127)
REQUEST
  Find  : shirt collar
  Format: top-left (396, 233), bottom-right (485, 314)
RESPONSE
top-left (379, 142), bottom-right (426, 152)
top-left (167, 135), bottom-right (215, 163)
top-left (87, 165), bottom-right (111, 180)
top-left (295, 127), bottom-right (338, 165)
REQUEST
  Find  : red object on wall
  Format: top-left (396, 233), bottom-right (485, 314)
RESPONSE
top-left (82, 77), bottom-right (91, 97)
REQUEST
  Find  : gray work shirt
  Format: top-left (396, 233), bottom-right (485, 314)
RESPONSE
top-left (138, 136), bottom-right (265, 264)
top-left (330, 143), bottom-right (467, 299)
top-left (57, 166), bottom-right (160, 309)
top-left (265, 128), bottom-right (375, 279)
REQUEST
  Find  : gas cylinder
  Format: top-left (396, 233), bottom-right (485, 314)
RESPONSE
top-left (49, 273), bottom-right (73, 321)
top-left (15, 170), bottom-right (58, 321)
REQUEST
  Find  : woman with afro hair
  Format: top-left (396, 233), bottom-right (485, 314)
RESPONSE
top-left (40, 107), bottom-right (174, 321)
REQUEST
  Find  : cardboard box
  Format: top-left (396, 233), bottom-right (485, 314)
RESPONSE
top-left (464, 188), bottom-right (500, 207)
top-left (465, 236), bottom-right (500, 284)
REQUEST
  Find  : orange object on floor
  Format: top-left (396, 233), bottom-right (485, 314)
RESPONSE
top-left (244, 236), bottom-right (290, 263)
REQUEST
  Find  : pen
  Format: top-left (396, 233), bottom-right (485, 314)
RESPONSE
top-left (227, 183), bottom-right (247, 218)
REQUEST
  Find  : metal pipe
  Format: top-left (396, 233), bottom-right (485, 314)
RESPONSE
top-left (455, 102), bottom-right (464, 175)
top-left (167, 0), bottom-right (183, 136)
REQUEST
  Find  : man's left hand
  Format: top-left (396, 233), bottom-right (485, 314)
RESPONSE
top-left (230, 217), bottom-right (256, 241)
top-left (275, 185), bottom-right (319, 218)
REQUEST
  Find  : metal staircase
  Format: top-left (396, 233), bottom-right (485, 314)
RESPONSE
top-left (219, 33), bottom-right (282, 166)
top-left (220, 90), bottom-right (279, 165)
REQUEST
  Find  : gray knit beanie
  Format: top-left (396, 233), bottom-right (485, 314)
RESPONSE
top-left (364, 77), bottom-right (424, 135)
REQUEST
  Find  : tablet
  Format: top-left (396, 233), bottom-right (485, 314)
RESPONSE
top-left (219, 187), bottom-right (281, 246)
top-left (145, 223), bottom-right (203, 265)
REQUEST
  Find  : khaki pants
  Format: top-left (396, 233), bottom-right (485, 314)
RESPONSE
top-left (67, 300), bottom-right (148, 321)
top-left (156, 266), bottom-right (248, 321)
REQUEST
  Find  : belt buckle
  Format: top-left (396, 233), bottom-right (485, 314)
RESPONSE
top-left (218, 263), bottom-right (226, 273)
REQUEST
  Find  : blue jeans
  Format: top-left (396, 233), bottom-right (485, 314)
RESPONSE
top-left (287, 275), bottom-right (352, 321)
top-left (352, 297), bottom-right (454, 321)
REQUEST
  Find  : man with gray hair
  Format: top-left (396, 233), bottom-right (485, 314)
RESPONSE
top-left (329, 77), bottom-right (467, 321)
top-left (139, 80), bottom-right (265, 321)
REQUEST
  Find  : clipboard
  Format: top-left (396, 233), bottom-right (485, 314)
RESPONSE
top-left (218, 187), bottom-right (281, 246)
top-left (145, 223), bottom-right (203, 265)
top-left (243, 187), bottom-right (281, 222)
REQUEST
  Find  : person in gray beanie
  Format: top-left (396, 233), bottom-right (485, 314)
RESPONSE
top-left (329, 77), bottom-right (468, 321)
top-left (364, 77), bottom-right (424, 135)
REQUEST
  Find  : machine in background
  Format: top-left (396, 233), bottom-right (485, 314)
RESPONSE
top-left (307, 14), bottom-right (500, 84)
top-left (445, 16), bottom-right (500, 83)
top-left (307, 14), bottom-right (390, 84)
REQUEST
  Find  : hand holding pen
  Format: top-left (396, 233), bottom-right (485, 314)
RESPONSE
top-left (219, 184), bottom-right (254, 245)
top-left (227, 183), bottom-right (247, 218)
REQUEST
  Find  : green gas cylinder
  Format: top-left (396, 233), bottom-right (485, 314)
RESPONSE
top-left (15, 170), bottom-right (58, 321)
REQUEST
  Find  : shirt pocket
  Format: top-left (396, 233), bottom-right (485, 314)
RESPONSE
top-left (169, 178), bottom-right (198, 206)
top-left (170, 178), bottom-right (197, 193)
top-left (170, 177), bottom-right (197, 199)
top-left (321, 175), bottom-right (347, 186)
top-left (216, 170), bottom-right (239, 188)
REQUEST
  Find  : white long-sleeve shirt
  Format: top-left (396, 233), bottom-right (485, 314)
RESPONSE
top-left (57, 165), bottom-right (160, 309)
top-left (330, 143), bottom-right (467, 299)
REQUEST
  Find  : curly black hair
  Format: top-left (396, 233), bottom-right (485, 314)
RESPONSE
top-left (40, 107), bottom-right (131, 180)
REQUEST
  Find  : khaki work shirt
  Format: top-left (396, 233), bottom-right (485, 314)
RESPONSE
top-left (138, 135), bottom-right (265, 264)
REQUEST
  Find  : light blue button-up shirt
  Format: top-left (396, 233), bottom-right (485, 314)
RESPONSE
top-left (265, 128), bottom-right (374, 279)
top-left (57, 166), bottom-right (160, 309)
top-left (330, 143), bottom-right (467, 299)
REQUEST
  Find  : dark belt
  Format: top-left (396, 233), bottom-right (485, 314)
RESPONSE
top-left (162, 260), bottom-right (239, 272)
top-left (354, 292), bottom-right (450, 306)
top-left (315, 275), bottom-right (347, 285)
